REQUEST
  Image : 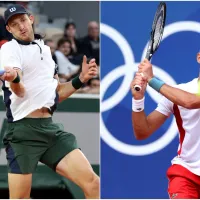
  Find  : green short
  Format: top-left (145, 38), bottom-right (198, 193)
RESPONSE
top-left (3, 118), bottom-right (78, 174)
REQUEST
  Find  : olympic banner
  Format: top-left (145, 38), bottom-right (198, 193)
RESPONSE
top-left (101, 2), bottom-right (200, 198)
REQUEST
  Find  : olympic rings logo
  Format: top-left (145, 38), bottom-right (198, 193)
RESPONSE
top-left (100, 21), bottom-right (200, 156)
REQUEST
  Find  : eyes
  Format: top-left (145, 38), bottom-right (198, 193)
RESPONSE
top-left (21, 18), bottom-right (26, 22)
top-left (11, 18), bottom-right (26, 28)
top-left (11, 23), bottom-right (17, 28)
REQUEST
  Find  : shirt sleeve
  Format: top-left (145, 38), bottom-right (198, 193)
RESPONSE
top-left (155, 95), bottom-right (174, 117)
top-left (1, 43), bottom-right (22, 70)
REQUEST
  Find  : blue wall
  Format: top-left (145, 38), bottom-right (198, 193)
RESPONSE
top-left (101, 1), bottom-right (200, 198)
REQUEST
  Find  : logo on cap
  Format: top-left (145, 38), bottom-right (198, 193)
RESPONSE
top-left (9, 7), bottom-right (16, 13)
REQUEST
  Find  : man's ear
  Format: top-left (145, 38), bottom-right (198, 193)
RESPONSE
top-left (29, 15), bottom-right (34, 25)
top-left (6, 25), bottom-right (12, 34)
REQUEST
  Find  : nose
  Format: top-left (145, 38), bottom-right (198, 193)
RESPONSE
top-left (18, 23), bottom-right (24, 31)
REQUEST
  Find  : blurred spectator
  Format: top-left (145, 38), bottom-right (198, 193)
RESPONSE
top-left (88, 77), bottom-right (100, 94)
top-left (79, 21), bottom-right (99, 65)
top-left (1, 1), bottom-right (29, 8)
top-left (44, 39), bottom-right (57, 64)
top-left (77, 77), bottom-right (100, 94)
top-left (0, 16), bottom-right (12, 44)
top-left (64, 21), bottom-right (80, 55)
top-left (54, 38), bottom-right (80, 82)
top-left (16, 1), bottom-right (29, 9)
top-left (63, 21), bottom-right (83, 65)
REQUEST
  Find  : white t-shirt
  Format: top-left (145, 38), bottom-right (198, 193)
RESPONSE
top-left (54, 50), bottom-right (79, 76)
top-left (0, 39), bottom-right (58, 122)
top-left (156, 78), bottom-right (200, 175)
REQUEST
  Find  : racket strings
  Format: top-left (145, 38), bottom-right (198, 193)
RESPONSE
top-left (145, 2), bottom-right (166, 61)
top-left (153, 15), bottom-right (164, 50)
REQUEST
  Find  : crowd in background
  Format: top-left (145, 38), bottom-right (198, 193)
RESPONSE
top-left (0, 1), bottom-right (100, 94)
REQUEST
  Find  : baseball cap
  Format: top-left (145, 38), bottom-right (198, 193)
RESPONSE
top-left (4, 4), bottom-right (28, 25)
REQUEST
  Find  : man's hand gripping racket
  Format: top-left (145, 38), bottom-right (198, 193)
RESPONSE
top-left (134, 2), bottom-right (166, 91)
top-left (0, 69), bottom-right (5, 76)
top-left (0, 67), bottom-right (20, 82)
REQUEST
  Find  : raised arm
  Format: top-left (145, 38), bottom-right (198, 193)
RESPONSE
top-left (56, 55), bottom-right (98, 102)
top-left (138, 59), bottom-right (200, 109)
top-left (1, 43), bottom-right (25, 97)
top-left (159, 84), bottom-right (200, 109)
top-left (2, 67), bottom-right (25, 98)
top-left (131, 73), bottom-right (168, 140)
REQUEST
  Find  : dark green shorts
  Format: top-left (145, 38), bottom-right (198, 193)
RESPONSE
top-left (3, 118), bottom-right (78, 174)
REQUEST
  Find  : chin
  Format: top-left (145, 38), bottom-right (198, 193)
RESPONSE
top-left (22, 36), bottom-right (30, 41)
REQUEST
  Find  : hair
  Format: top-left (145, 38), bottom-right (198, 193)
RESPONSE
top-left (44, 39), bottom-right (54, 45)
top-left (7, 12), bottom-right (30, 26)
top-left (57, 38), bottom-right (71, 48)
top-left (64, 22), bottom-right (76, 38)
top-left (35, 33), bottom-right (45, 40)
top-left (65, 22), bottom-right (76, 30)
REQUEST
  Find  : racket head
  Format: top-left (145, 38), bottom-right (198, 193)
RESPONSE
top-left (135, 2), bottom-right (166, 92)
top-left (146, 2), bottom-right (166, 60)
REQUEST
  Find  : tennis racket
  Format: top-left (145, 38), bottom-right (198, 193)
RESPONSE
top-left (134, 2), bottom-right (166, 91)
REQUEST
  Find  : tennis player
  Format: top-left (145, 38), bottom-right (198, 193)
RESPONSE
top-left (1, 5), bottom-right (99, 199)
top-left (131, 57), bottom-right (200, 199)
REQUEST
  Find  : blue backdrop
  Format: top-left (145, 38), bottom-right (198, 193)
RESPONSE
top-left (101, 1), bottom-right (200, 198)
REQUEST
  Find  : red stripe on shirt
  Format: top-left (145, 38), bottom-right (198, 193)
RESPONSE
top-left (173, 104), bottom-right (186, 155)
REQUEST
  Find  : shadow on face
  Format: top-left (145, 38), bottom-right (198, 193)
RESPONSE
top-left (6, 13), bottom-right (34, 42)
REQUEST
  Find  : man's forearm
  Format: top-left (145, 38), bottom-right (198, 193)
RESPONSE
top-left (57, 81), bottom-right (76, 102)
top-left (138, 58), bottom-right (200, 109)
top-left (132, 109), bottom-right (168, 140)
top-left (132, 111), bottom-right (151, 140)
top-left (10, 82), bottom-right (25, 98)
top-left (159, 84), bottom-right (200, 109)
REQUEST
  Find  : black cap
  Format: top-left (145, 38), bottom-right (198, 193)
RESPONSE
top-left (4, 4), bottom-right (28, 25)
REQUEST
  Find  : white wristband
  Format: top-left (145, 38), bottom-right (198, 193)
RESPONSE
top-left (132, 97), bottom-right (145, 112)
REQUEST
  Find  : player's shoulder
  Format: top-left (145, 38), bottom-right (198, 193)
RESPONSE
top-left (175, 78), bottom-right (198, 90)
top-left (36, 38), bottom-right (44, 46)
top-left (1, 39), bottom-right (19, 51)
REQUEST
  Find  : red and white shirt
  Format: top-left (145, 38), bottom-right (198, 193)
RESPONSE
top-left (156, 78), bottom-right (200, 176)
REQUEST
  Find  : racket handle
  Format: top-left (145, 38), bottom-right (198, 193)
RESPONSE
top-left (145, 51), bottom-right (152, 60)
top-left (134, 73), bottom-right (144, 91)
top-left (0, 69), bottom-right (5, 76)
top-left (134, 85), bottom-right (142, 91)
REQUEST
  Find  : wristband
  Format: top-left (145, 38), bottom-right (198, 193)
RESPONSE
top-left (132, 97), bottom-right (145, 112)
top-left (12, 72), bottom-right (20, 83)
top-left (72, 76), bottom-right (84, 89)
top-left (148, 77), bottom-right (165, 92)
